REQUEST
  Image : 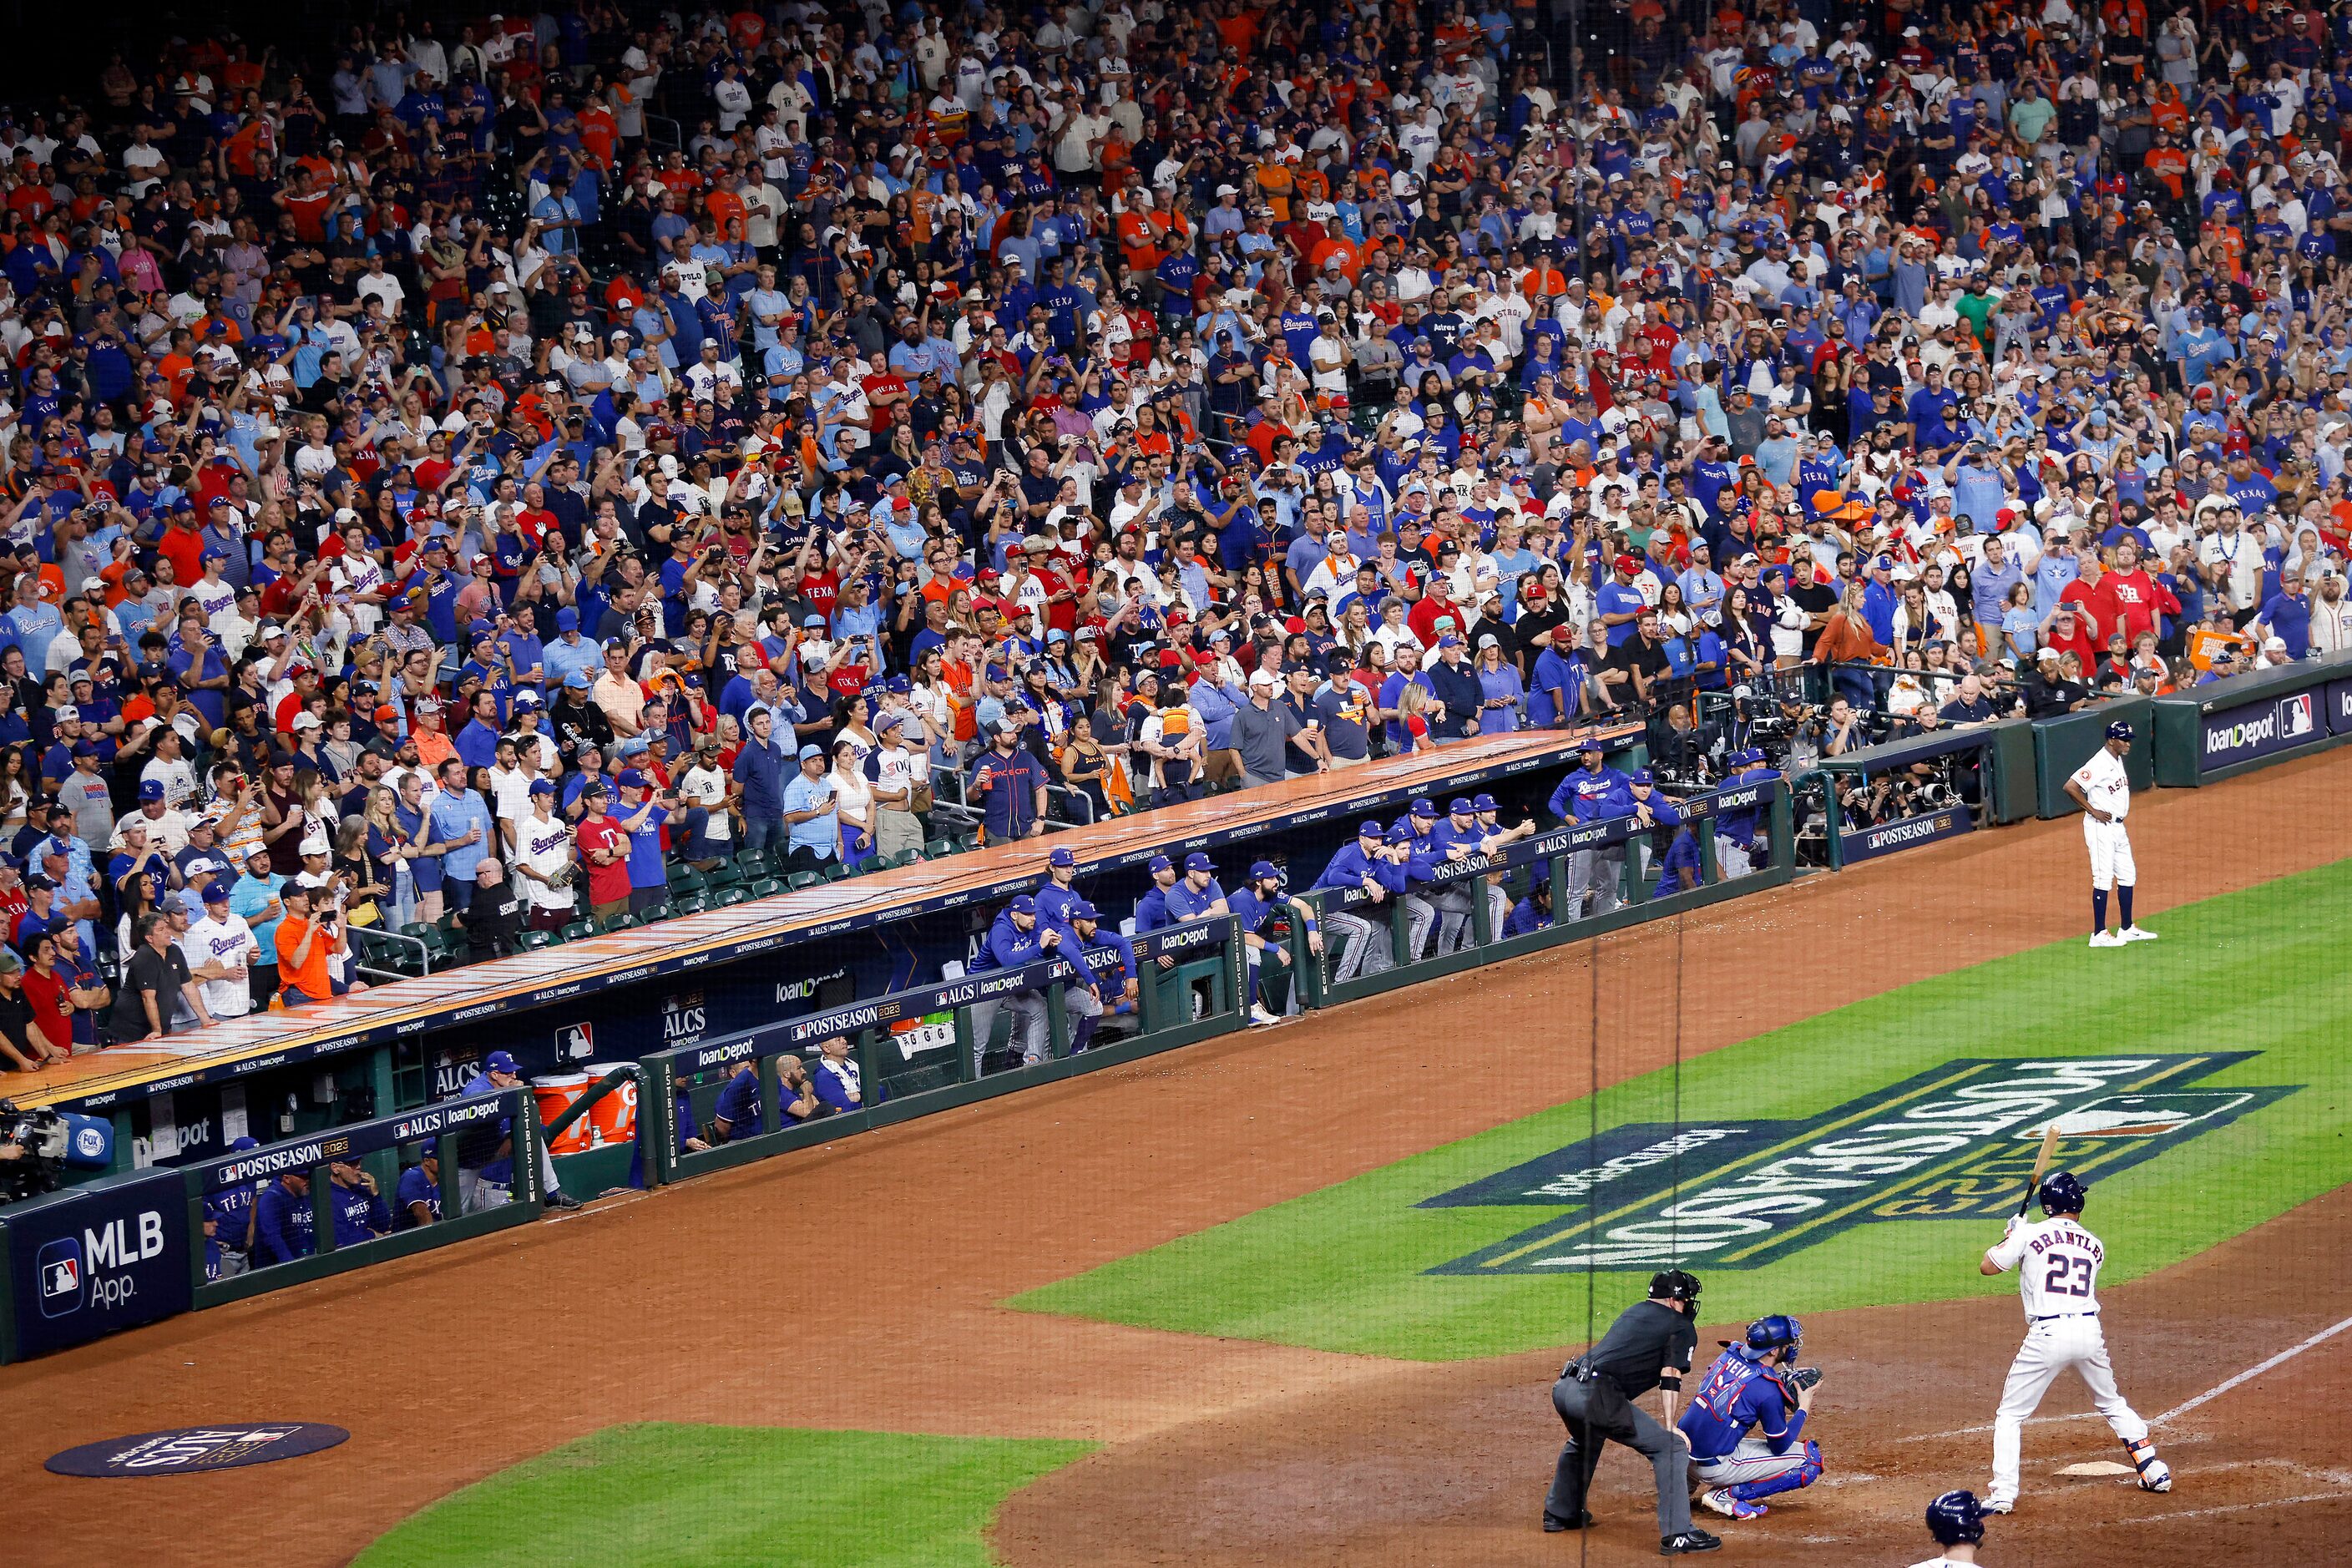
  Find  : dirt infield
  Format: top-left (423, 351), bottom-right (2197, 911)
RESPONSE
top-left (11, 749), bottom-right (2352, 1568)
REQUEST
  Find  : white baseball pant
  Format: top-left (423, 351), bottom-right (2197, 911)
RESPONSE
top-left (2083, 817), bottom-right (2135, 891)
top-left (1691, 1435), bottom-right (1812, 1488)
top-left (1990, 1314), bottom-right (2148, 1503)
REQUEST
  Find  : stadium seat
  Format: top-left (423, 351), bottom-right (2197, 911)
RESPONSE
top-left (925, 837), bottom-right (956, 859)
top-left (851, 855), bottom-right (884, 877)
top-left (746, 878), bottom-right (784, 898)
top-left (559, 920), bottom-right (596, 943)
top-left (714, 886), bottom-right (750, 908)
top-left (517, 929), bottom-right (557, 951)
top-left (667, 867), bottom-right (709, 897)
top-left (887, 848), bottom-right (923, 867)
top-left (599, 912), bottom-right (638, 933)
top-left (787, 870), bottom-right (823, 891)
top-left (634, 901), bottom-right (672, 925)
top-left (670, 890), bottom-right (711, 917)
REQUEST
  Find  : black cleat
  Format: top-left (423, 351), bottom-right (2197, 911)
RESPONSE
top-left (544, 1191), bottom-right (584, 1211)
top-left (1544, 1512), bottom-right (1596, 1532)
top-left (1662, 1529), bottom-right (1722, 1555)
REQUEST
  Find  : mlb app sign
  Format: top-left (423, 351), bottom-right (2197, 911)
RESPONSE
top-left (5, 1172), bottom-right (190, 1359)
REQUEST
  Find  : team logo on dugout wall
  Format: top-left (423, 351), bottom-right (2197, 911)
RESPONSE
top-left (1424, 1055), bottom-right (2290, 1274)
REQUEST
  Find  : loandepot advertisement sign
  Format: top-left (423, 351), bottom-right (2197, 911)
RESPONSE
top-left (1425, 1055), bottom-right (2290, 1274)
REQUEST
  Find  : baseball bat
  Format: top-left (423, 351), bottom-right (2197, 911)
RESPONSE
top-left (2016, 1121), bottom-right (2062, 1216)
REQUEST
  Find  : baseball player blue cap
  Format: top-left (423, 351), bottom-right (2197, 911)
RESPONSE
top-left (1630, 767), bottom-right (1655, 785)
top-left (1448, 797), bottom-right (1474, 816)
top-left (201, 881), bottom-right (231, 904)
top-left (1387, 825), bottom-right (1415, 844)
top-left (1358, 819), bottom-right (1384, 838)
top-left (1010, 893), bottom-right (1037, 914)
top-left (485, 1050), bottom-right (521, 1074)
top-left (1184, 852), bottom-right (1213, 873)
top-left (1471, 793), bottom-right (1499, 812)
top-left (1048, 846), bottom-right (1076, 868)
top-left (1411, 799), bottom-right (1438, 819)
top-left (1579, 738), bottom-right (1604, 754)
top-left (2107, 720), bottom-right (2135, 739)
top-left (1147, 854), bottom-right (1173, 874)
top-left (1248, 859), bottom-right (1280, 882)
top-left (228, 1136), bottom-right (260, 1152)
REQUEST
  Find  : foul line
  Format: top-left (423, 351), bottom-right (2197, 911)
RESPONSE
top-left (2149, 1311), bottom-right (2352, 1427)
top-left (1897, 1310), bottom-right (2352, 1444)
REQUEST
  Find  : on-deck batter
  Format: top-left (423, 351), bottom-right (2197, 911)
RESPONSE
top-left (2066, 720), bottom-right (2158, 948)
top-left (1976, 1170), bottom-right (2172, 1511)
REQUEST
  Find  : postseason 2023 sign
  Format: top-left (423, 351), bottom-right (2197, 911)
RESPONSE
top-left (46, 1423), bottom-right (348, 1477)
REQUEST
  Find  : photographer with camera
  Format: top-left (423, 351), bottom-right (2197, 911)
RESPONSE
top-left (275, 882), bottom-right (364, 1008)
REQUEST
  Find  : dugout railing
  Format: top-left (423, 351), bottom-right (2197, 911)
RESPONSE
top-left (1299, 780), bottom-right (1796, 1009)
top-left (186, 1087), bottom-right (545, 1308)
top-left (648, 916), bottom-right (1245, 1186)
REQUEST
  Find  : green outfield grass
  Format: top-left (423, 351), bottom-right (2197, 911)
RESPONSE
top-left (1015, 861), bottom-right (2352, 1360)
top-left (352, 1424), bottom-right (1092, 1568)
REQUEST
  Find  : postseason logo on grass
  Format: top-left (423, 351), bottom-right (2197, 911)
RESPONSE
top-left (1424, 1054), bottom-right (2291, 1274)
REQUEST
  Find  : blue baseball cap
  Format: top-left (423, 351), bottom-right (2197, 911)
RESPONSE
top-left (1248, 859), bottom-right (1280, 882)
top-left (485, 1050), bottom-right (521, 1074)
top-left (1471, 793), bottom-right (1498, 812)
top-left (617, 769), bottom-right (650, 790)
top-left (529, 778), bottom-right (555, 795)
top-left (1048, 847), bottom-right (1076, 868)
top-left (1147, 854), bottom-right (1173, 874)
top-left (1387, 825), bottom-right (1416, 845)
top-left (1448, 797), bottom-right (1474, 816)
top-left (228, 1136), bottom-right (260, 1152)
top-left (555, 607), bottom-right (580, 630)
top-left (1630, 767), bottom-right (1655, 785)
top-left (1358, 819), bottom-right (1384, 837)
top-left (1009, 893), bottom-right (1037, 914)
top-left (564, 669), bottom-right (593, 689)
top-left (876, 711), bottom-right (905, 732)
top-left (139, 778), bottom-right (165, 801)
top-left (798, 743), bottom-right (823, 761)
top-left (201, 881), bottom-right (231, 904)
top-left (1410, 799), bottom-right (1438, 819)
top-left (1068, 899), bottom-right (1099, 921)
top-left (2107, 720), bottom-right (2135, 740)
top-left (1184, 852), bottom-right (1213, 873)
top-left (1579, 739), bottom-right (1604, 754)
top-left (884, 675), bottom-right (912, 694)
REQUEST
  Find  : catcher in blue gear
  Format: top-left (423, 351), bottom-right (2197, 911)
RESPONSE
top-left (1677, 1313), bottom-right (1824, 1521)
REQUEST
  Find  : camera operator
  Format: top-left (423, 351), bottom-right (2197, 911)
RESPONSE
top-left (1820, 696), bottom-right (1872, 759)
top-left (1645, 702), bottom-right (1722, 787)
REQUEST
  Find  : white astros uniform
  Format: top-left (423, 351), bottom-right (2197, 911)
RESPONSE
top-left (2068, 746), bottom-right (2133, 889)
top-left (1982, 1215), bottom-right (2151, 1504)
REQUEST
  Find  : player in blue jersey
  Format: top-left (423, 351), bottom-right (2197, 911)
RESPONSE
top-left (1677, 1314), bottom-right (1823, 1522)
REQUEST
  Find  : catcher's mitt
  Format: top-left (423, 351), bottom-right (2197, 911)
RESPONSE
top-left (1776, 1365), bottom-right (1823, 1409)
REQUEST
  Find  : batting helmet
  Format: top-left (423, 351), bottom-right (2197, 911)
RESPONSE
top-left (1649, 1269), bottom-right (1702, 1305)
top-left (2040, 1171), bottom-right (2087, 1216)
top-left (1741, 1313), bottom-right (1804, 1359)
top-left (1925, 1489), bottom-right (1986, 1546)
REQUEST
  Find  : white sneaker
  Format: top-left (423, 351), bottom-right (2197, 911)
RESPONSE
top-left (1981, 1498), bottom-right (2015, 1515)
top-left (1248, 1004), bottom-right (1282, 1028)
top-left (2120, 926), bottom-right (2160, 943)
top-left (2088, 930), bottom-right (2123, 948)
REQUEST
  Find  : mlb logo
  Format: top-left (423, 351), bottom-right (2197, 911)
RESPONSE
top-left (557, 1023), bottom-right (594, 1060)
top-left (2280, 693), bottom-right (2316, 741)
top-left (35, 1237), bottom-right (81, 1318)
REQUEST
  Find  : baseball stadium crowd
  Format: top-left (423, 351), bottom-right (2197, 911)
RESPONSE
top-left (0, 0), bottom-right (2349, 1067)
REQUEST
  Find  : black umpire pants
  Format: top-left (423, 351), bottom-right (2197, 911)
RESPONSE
top-left (1545, 1369), bottom-right (1694, 1537)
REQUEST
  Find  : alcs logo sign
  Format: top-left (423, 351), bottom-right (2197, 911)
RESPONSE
top-left (34, 1211), bottom-right (167, 1318)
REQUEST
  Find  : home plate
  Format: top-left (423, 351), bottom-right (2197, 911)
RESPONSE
top-left (2058, 1461), bottom-right (2137, 1476)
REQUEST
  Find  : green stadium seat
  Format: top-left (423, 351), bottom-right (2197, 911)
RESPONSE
top-left (925, 837), bottom-right (957, 859)
top-left (599, 912), bottom-right (638, 933)
top-left (852, 855), bottom-right (884, 876)
top-left (635, 901), bottom-right (672, 925)
top-left (746, 877), bottom-right (784, 898)
top-left (714, 886), bottom-right (750, 908)
top-left (518, 929), bottom-right (557, 951)
top-left (559, 919), bottom-right (596, 943)
top-left (887, 848), bottom-right (923, 867)
top-left (787, 870), bottom-right (822, 891)
top-left (670, 891), bottom-right (711, 917)
top-left (666, 866), bottom-right (709, 896)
